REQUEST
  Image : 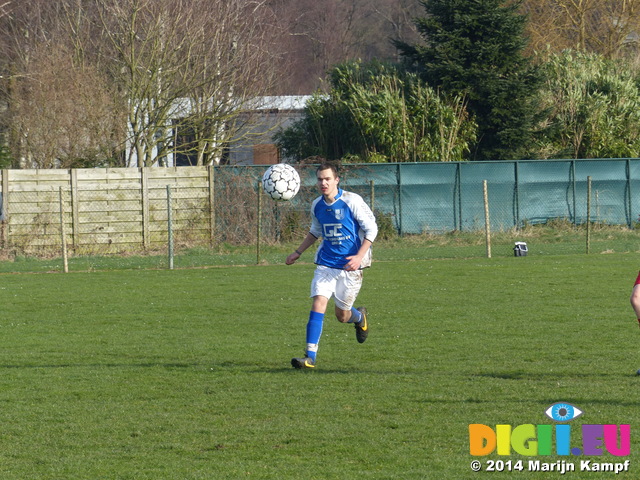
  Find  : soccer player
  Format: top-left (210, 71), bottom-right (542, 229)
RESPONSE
top-left (631, 273), bottom-right (640, 321)
top-left (286, 162), bottom-right (378, 369)
top-left (631, 273), bottom-right (640, 374)
top-left (631, 273), bottom-right (640, 323)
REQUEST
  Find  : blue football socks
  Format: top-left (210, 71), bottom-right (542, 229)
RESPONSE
top-left (346, 307), bottom-right (362, 324)
top-left (305, 311), bottom-right (324, 361)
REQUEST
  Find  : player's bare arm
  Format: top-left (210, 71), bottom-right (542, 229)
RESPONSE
top-left (286, 232), bottom-right (318, 265)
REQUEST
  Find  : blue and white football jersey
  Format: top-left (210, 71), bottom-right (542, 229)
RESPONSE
top-left (309, 189), bottom-right (378, 269)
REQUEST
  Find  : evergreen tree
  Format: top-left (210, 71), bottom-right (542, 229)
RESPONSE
top-left (395, 0), bottom-right (541, 160)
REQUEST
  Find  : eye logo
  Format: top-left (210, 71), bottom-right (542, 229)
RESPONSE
top-left (545, 402), bottom-right (583, 422)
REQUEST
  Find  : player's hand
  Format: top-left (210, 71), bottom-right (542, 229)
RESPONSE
top-left (344, 255), bottom-right (362, 271)
top-left (286, 251), bottom-right (300, 265)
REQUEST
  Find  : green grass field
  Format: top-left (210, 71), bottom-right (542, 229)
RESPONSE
top-left (0, 250), bottom-right (638, 479)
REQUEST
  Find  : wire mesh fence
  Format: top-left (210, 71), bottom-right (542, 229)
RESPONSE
top-left (0, 160), bottom-right (638, 272)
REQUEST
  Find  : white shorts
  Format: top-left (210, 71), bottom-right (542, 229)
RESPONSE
top-left (310, 265), bottom-right (363, 311)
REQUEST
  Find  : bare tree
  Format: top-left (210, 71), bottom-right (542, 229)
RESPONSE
top-left (94, 0), bottom-right (288, 167)
top-left (272, 0), bottom-right (367, 92)
top-left (0, 0), bottom-right (125, 168)
top-left (522, 0), bottom-right (640, 59)
top-left (176, 0), bottom-right (287, 166)
top-left (271, 0), bottom-right (422, 93)
top-left (369, 0), bottom-right (422, 61)
top-left (0, 0), bottom-right (287, 168)
top-left (10, 46), bottom-right (124, 168)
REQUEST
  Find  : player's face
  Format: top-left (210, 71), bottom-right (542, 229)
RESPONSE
top-left (316, 168), bottom-right (339, 199)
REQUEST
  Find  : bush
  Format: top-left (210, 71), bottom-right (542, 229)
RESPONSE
top-left (533, 50), bottom-right (640, 159)
top-left (375, 211), bottom-right (397, 240)
top-left (275, 60), bottom-right (476, 163)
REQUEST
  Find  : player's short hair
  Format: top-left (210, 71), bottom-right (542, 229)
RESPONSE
top-left (316, 161), bottom-right (339, 178)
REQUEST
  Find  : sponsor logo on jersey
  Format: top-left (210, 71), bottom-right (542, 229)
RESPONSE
top-left (324, 224), bottom-right (343, 238)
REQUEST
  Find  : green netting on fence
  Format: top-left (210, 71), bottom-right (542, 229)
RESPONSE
top-left (244, 159), bottom-right (640, 235)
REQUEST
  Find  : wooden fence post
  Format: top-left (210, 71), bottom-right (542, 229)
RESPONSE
top-left (208, 164), bottom-right (215, 247)
top-left (586, 176), bottom-right (592, 254)
top-left (483, 180), bottom-right (491, 258)
top-left (256, 180), bottom-right (262, 264)
top-left (167, 185), bottom-right (174, 270)
top-left (1, 169), bottom-right (7, 249)
top-left (70, 168), bottom-right (79, 249)
top-left (59, 187), bottom-right (69, 273)
top-left (141, 168), bottom-right (150, 250)
top-left (370, 180), bottom-right (375, 212)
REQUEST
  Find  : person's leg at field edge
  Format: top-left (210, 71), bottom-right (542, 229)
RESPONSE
top-left (630, 273), bottom-right (640, 375)
top-left (630, 271), bottom-right (640, 327)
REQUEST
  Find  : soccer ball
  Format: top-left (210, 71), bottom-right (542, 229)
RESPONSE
top-left (261, 163), bottom-right (301, 201)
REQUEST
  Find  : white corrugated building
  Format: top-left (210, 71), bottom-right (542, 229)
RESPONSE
top-left (126, 95), bottom-right (312, 167)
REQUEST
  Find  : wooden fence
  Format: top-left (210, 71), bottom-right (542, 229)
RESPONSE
top-left (0, 167), bottom-right (216, 254)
